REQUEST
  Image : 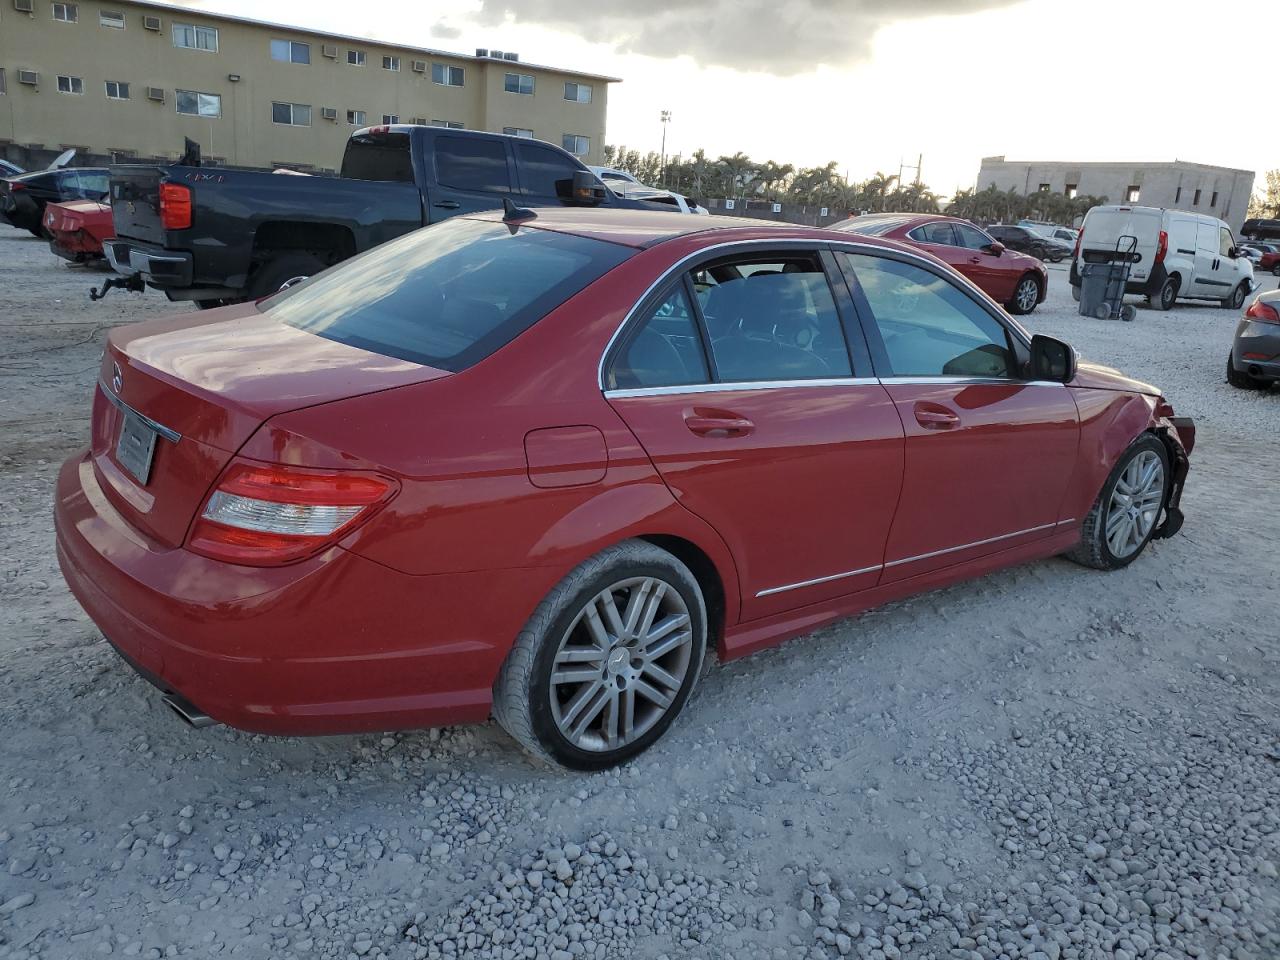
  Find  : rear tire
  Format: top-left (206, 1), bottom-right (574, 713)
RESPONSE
top-left (493, 540), bottom-right (707, 770)
top-left (1151, 276), bottom-right (1178, 311)
top-left (1006, 274), bottom-right (1041, 315)
top-left (246, 252), bottom-right (325, 300)
top-left (1067, 435), bottom-right (1170, 571)
top-left (1226, 352), bottom-right (1262, 389)
top-left (1222, 283), bottom-right (1248, 310)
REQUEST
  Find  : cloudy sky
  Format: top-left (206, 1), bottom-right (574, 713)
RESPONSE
top-left (179, 0), bottom-right (1267, 196)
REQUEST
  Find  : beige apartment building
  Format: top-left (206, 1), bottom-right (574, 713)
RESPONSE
top-left (0, 0), bottom-right (616, 170)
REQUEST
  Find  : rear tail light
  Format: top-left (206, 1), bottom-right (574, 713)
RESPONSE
top-left (9, 182), bottom-right (25, 192)
top-left (159, 182), bottom-right (192, 230)
top-left (188, 459), bottom-right (398, 566)
top-left (1154, 229), bottom-right (1168, 265)
top-left (1072, 230), bottom-right (1082, 260)
top-left (1245, 299), bottom-right (1280, 324)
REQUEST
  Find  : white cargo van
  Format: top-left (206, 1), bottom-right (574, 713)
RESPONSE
top-left (1070, 205), bottom-right (1255, 311)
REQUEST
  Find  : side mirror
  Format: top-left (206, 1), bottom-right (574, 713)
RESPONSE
top-left (985, 241), bottom-right (1005, 256)
top-left (570, 170), bottom-right (606, 207)
top-left (1030, 334), bottom-right (1077, 383)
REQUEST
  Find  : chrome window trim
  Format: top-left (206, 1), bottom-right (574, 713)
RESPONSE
top-left (98, 380), bottom-right (182, 444)
top-left (755, 517), bottom-right (1076, 597)
top-left (878, 376), bottom-right (1066, 388)
top-left (605, 377), bottom-right (880, 400)
top-left (596, 237), bottom-right (1033, 392)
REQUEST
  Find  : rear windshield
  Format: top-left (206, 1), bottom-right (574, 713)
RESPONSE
top-left (264, 218), bottom-right (632, 371)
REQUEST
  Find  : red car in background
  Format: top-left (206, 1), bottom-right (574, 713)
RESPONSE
top-left (832, 213), bottom-right (1049, 315)
top-left (44, 199), bottom-right (113, 262)
top-left (55, 210), bottom-right (1192, 769)
top-left (1259, 249), bottom-right (1280, 277)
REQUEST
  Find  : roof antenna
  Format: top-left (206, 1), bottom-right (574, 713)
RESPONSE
top-left (502, 196), bottom-right (537, 223)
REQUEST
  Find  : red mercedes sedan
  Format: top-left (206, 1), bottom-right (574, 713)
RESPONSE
top-left (55, 209), bottom-right (1193, 769)
top-left (832, 213), bottom-right (1049, 316)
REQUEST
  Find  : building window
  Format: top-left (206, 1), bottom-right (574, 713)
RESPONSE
top-left (173, 23), bottom-right (219, 52)
top-left (57, 75), bottom-right (84, 95)
top-left (105, 80), bottom-right (130, 100)
top-left (1193, 189), bottom-right (1201, 205)
top-left (271, 39), bottom-right (311, 64)
top-left (1037, 183), bottom-right (1050, 192)
top-left (176, 90), bottom-right (221, 117)
top-left (347, 109), bottom-right (366, 126)
top-left (1210, 191), bottom-right (1218, 208)
top-left (503, 126), bottom-right (534, 138)
top-left (562, 134), bottom-right (590, 156)
top-left (1125, 185), bottom-right (1140, 203)
top-left (272, 101), bottom-right (312, 126)
top-left (347, 50), bottom-right (365, 66)
top-left (0, 69), bottom-right (6, 96)
top-left (432, 63), bottom-right (464, 86)
top-left (382, 55), bottom-right (400, 71)
top-left (99, 9), bottom-right (125, 28)
top-left (382, 114), bottom-right (398, 125)
top-left (1175, 187), bottom-right (1182, 203)
top-left (52, 3), bottom-right (77, 22)
top-left (430, 119), bottom-right (464, 129)
top-left (504, 73), bottom-right (534, 95)
top-left (1065, 184), bottom-right (1078, 198)
top-left (564, 82), bottom-right (592, 103)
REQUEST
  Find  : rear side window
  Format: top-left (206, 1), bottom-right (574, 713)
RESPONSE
top-left (608, 285), bottom-right (709, 390)
top-left (340, 132), bottom-right (414, 182)
top-left (267, 219), bottom-right (631, 371)
top-left (910, 222), bottom-right (956, 245)
top-left (435, 137), bottom-right (511, 192)
top-left (514, 141), bottom-right (578, 200)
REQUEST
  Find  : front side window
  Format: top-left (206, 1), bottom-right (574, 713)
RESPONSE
top-left (52, 3), bottom-right (77, 22)
top-left (504, 72), bottom-right (534, 95)
top-left (347, 109), bottom-right (366, 126)
top-left (173, 22), bottom-right (218, 51)
top-left (608, 285), bottom-right (709, 390)
top-left (1220, 227), bottom-right (1235, 257)
top-left (176, 90), bottom-right (221, 117)
top-left (267, 218), bottom-right (632, 372)
top-left (564, 81), bottom-right (592, 103)
top-left (347, 50), bottom-right (365, 66)
top-left (271, 39), bottom-right (310, 64)
top-left (432, 63), bottom-right (464, 86)
top-left (841, 253), bottom-right (1014, 379)
top-left (954, 223), bottom-right (994, 250)
top-left (382, 55), bottom-right (400, 71)
top-left (562, 134), bottom-right (590, 156)
top-left (272, 101), bottom-right (312, 126)
top-left (434, 136), bottom-right (510, 192)
top-left (57, 75), bottom-right (84, 94)
top-left (504, 126), bottom-right (534, 138)
top-left (99, 9), bottom-right (124, 27)
top-left (105, 80), bottom-right (130, 100)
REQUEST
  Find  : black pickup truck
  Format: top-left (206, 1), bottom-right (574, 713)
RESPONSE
top-left (104, 126), bottom-right (671, 306)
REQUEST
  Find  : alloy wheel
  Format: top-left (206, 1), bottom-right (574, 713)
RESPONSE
top-left (549, 577), bottom-right (693, 752)
top-left (1015, 277), bottom-right (1039, 312)
top-left (1104, 450), bottom-right (1165, 558)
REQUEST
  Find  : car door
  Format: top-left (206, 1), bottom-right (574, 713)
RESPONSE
top-left (429, 135), bottom-right (518, 217)
top-left (603, 248), bottom-right (905, 621)
top-left (953, 222), bottom-right (1017, 301)
top-left (512, 140), bottom-right (585, 207)
top-left (1192, 220), bottom-right (1227, 296)
top-left (835, 249), bottom-right (1080, 581)
top-left (905, 221), bottom-right (967, 271)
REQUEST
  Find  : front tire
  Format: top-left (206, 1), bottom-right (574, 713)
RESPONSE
top-left (1222, 283), bottom-right (1248, 310)
top-left (1007, 274), bottom-right (1041, 315)
top-left (493, 540), bottom-right (707, 770)
top-left (1152, 276), bottom-right (1178, 311)
top-left (1067, 435), bottom-right (1170, 571)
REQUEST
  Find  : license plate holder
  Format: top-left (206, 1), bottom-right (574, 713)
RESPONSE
top-left (116, 409), bottom-right (158, 485)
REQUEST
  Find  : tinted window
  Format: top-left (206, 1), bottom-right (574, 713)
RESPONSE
top-left (340, 132), bottom-right (414, 182)
top-left (702, 259), bottom-right (852, 382)
top-left (435, 137), bottom-right (510, 192)
top-left (608, 285), bottom-right (709, 390)
top-left (954, 223), bottom-right (993, 250)
top-left (841, 253), bottom-right (1014, 379)
top-left (514, 142), bottom-right (578, 200)
top-left (267, 219), bottom-right (631, 371)
top-left (910, 222), bottom-right (956, 245)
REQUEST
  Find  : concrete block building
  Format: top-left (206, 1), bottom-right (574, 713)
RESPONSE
top-left (977, 157), bottom-right (1255, 231)
top-left (0, 0), bottom-right (616, 170)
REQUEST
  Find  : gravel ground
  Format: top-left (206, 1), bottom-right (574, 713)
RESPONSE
top-left (0, 223), bottom-right (1276, 960)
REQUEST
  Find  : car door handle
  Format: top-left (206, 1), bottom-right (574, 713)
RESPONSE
top-left (913, 403), bottom-right (960, 430)
top-left (433, 200), bottom-right (461, 210)
top-left (968, 256), bottom-right (982, 263)
top-left (684, 414), bottom-right (754, 437)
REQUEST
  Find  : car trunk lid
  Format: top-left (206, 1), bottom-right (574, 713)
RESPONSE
top-left (92, 303), bottom-right (449, 547)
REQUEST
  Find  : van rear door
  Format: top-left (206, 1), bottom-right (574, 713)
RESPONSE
top-left (1080, 206), bottom-right (1160, 284)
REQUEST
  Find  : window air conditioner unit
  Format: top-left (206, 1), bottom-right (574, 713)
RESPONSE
top-left (17, 69), bottom-right (39, 85)
top-left (321, 106), bottom-right (337, 120)
top-left (146, 86), bottom-right (165, 102)
top-left (411, 117), bottom-right (427, 125)
top-left (503, 52), bottom-right (518, 61)
top-left (490, 50), bottom-right (504, 59)
top-left (322, 44), bottom-right (337, 58)
top-left (411, 60), bottom-right (426, 73)
top-left (13, 0), bottom-right (34, 13)
top-left (142, 15), bottom-right (161, 31)
top-left (475, 48), bottom-right (488, 58)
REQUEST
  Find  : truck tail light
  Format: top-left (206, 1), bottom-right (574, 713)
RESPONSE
top-left (188, 460), bottom-right (397, 566)
top-left (1154, 230), bottom-right (1168, 265)
top-left (1245, 299), bottom-right (1280, 324)
top-left (159, 182), bottom-right (192, 230)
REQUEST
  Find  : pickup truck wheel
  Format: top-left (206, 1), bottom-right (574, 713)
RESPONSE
top-left (248, 252), bottom-right (325, 300)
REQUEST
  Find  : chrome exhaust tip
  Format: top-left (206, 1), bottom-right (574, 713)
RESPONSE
top-left (162, 693), bottom-right (218, 729)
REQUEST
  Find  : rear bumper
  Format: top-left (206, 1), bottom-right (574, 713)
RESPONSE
top-left (104, 237), bottom-right (193, 287)
top-left (54, 450), bottom-right (544, 735)
top-left (49, 231), bottom-right (105, 261)
top-left (1232, 319), bottom-right (1280, 380)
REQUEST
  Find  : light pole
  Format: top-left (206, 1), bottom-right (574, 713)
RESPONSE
top-left (659, 110), bottom-right (671, 186)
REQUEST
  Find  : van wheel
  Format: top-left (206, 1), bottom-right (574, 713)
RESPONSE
top-left (1006, 274), bottom-right (1041, 315)
top-left (247, 252), bottom-right (325, 300)
top-left (1152, 277), bottom-right (1178, 311)
top-left (1221, 283), bottom-right (1248, 310)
